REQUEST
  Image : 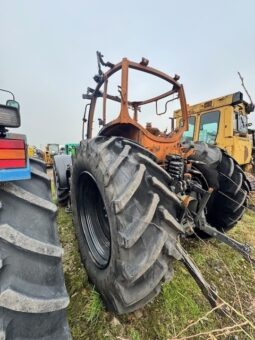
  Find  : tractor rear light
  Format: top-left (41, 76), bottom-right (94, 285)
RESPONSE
top-left (0, 159), bottom-right (26, 168)
top-left (0, 105), bottom-right (21, 128)
top-left (0, 139), bottom-right (26, 169)
top-left (0, 139), bottom-right (25, 149)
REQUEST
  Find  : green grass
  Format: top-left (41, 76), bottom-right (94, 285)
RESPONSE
top-left (57, 205), bottom-right (255, 339)
top-left (85, 288), bottom-right (104, 322)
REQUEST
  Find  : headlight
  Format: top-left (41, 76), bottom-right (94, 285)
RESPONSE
top-left (0, 105), bottom-right (21, 128)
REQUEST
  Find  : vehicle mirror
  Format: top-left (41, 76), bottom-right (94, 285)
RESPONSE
top-left (6, 99), bottom-right (20, 111)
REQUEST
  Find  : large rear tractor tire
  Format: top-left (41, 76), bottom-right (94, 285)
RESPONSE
top-left (189, 142), bottom-right (250, 233)
top-left (71, 137), bottom-right (184, 314)
top-left (0, 158), bottom-right (70, 339)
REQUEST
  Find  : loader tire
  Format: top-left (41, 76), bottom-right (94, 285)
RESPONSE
top-left (71, 137), bottom-right (184, 314)
top-left (0, 158), bottom-right (70, 339)
top-left (190, 142), bottom-right (249, 233)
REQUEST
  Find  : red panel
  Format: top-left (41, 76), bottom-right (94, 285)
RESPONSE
top-left (0, 139), bottom-right (25, 149)
top-left (0, 159), bottom-right (26, 169)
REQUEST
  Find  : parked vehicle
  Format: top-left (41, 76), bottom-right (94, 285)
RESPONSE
top-left (0, 89), bottom-right (70, 338)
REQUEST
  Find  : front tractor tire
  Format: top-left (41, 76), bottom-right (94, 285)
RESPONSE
top-left (71, 137), bottom-right (184, 314)
top-left (0, 158), bottom-right (70, 339)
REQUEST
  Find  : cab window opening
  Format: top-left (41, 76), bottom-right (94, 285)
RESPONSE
top-left (234, 111), bottom-right (248, 134)
top-left (180, 116), bottom-right (196, 141)
top-left (198, 111), bottom-right (220, 144)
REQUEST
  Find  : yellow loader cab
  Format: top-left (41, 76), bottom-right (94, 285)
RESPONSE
top-left (174, 92), bottom-right (255, 170)
top-left (44, 143), bottom-right (59, 167)
top-left (27, 145), bottom-right (36, 158)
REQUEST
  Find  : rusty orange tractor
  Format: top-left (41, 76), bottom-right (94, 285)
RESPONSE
top-left (54, 52), bottom-right (253, 314)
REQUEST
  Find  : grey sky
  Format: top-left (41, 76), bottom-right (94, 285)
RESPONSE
top-left (1, 0), bottom-right (255, 146)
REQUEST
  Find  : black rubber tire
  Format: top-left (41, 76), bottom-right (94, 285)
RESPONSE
top-left (71, 136), bottom-right (184, 314)
top-left (0, 158), bottom-right (70, 339)
top-left (53, 155), bottom-right (71, 207)
top-left (189, 142), bottom-right (250, 233)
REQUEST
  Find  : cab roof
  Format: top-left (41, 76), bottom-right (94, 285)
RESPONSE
top-left (174, 91), bottom-right (248, 117)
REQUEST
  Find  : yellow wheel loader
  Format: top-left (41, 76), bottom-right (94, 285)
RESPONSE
top-left (36, 143), bottom-right (60, 168)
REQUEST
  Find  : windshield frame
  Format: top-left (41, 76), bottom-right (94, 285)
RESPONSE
top-left (179, 116), bottom-right (196, 142)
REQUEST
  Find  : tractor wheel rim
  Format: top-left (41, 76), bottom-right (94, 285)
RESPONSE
top-left (78, 171), bottom-right (111, 269)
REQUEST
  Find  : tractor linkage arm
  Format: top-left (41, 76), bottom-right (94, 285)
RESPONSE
top-left (175, 241), bottom-right (220, 308)
top-left (198, 222), bottom-right (255, 265)
top-left (195, 187), bottom-right (255, 266)
top-left (176, 186), bottom-right (255, 310)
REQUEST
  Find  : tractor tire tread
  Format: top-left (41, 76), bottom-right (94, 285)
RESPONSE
top-left (71, 136), bottom-right (182, 314)
top-left (0, 159), bottom-right (70, 338)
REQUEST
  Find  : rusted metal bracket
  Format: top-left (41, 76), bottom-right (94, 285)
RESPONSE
top-left (175, 242), bottom-right (220, 308)
top-left (194, 187), bottom-right (213, 223)
top-left (96, 51), bottom-right (114, 72)
top-left (198, 223), bottom-right (255, 265)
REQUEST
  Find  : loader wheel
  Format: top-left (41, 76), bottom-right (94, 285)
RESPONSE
top-left (190, 142), bottom-right (249, 233)
top-left (0, 158), bottom-right (70, 339)
top-left (71, 136), bottom-right (184, 314)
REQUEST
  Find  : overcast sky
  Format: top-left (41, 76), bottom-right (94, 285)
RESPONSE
top-left (1, 0), bottom-right (255, 147)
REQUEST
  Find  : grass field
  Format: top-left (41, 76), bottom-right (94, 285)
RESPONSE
top-left (57, 200), bottom-right (255, 339)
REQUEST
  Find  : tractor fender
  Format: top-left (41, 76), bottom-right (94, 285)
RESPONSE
top-left (53, 154), bottom-right (72, 189)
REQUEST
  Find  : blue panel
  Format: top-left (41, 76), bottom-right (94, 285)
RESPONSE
top-left (0, 160), bottom-right (31, 182)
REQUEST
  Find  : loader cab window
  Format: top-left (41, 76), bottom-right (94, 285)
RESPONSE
top-left (48, 144), bottom-right (59, 155)
top-left (234, 112), bottom-right (248, 134)
top-left (181, 116), bottom-right (196, 141)
top-left (198, 111), bottom-right (220, 144)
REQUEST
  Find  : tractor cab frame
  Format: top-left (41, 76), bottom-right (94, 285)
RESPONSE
top-left (83, 52), bottom-right (189, 162)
